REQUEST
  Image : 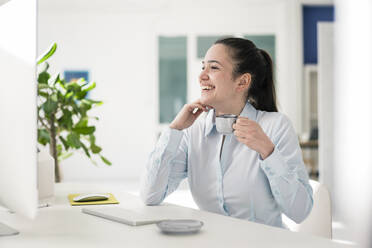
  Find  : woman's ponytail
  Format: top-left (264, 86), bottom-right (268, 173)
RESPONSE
top-left (247, 49), bottom-right (277, 112)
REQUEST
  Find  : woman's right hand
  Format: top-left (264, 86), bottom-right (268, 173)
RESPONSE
top-left (169, 100), bottom-right (212, 130)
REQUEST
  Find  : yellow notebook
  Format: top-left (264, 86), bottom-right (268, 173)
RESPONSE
top-left (68, 193), bottom-right (119, 206)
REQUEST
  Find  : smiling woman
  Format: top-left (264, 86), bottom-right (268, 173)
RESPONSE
top-left (140, 37), bottom-right (313, 229)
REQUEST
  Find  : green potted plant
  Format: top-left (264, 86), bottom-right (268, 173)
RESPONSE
top-left (37, 43), bottom-right (111, 182)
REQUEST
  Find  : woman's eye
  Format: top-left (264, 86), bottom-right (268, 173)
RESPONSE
top-left (201, 65), bottom-right (219, 70)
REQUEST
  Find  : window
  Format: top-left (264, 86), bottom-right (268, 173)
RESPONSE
top-left (244, 35), bottom-right (276, 64)
top-left (197, 35), bottom-right (229, 58)
top-left (158, 36), bottom-right (187, 123)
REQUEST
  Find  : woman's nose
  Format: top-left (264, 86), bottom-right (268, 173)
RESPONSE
top-left (199, 69), bottom-right (209, 81)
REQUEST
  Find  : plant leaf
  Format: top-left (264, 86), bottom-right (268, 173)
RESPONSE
top-left (75, 91), bottom-right (87, 100)
top-left (73, 126), bottom-right (95, 135)
top-left (58, 79), bottom-right (66, 89)
top-left (91, 144), bottom-right (102, 154)
top-left (37, 129), bottom-right (50, 145)
top-left (66, 81), bottom-right (81, 92)
top-left (51, 94), bottom-right (58, 102)
top-left (80, 142), bottom-right (91, 158)
top-left (58, 110), bottom-right (73, 130)
top-left (38, 84), bottom-right (51, 90)
top-left (38, 91), bottom-right (49, 98)
top-left (42, 98), bottom-right (58, 115)
top-left (85, 99), bottom-right (103, 106)
top-left (53, 74), bottom-right (61, 85)
top-left (85, 99), bottom-right (101, 104)
top-left (89, 134), bottom-right (96, 145)
top-left (38, 71), bottom-right (50, 84)
top-left (65, 91), bottom-right (74, 99)
top-left (57, 144), bottom-right (63, 157)
top-left (82, 82), bottom-right (96, 92)
top-left (58, 152), bottom-right (73, 161)
top-left (70, 102), bottom-right (81, 115)
top-left (37, 43), bottom-right (57, 65)
top-left (76, 117), bottom-right (88, 128)
top-left (59, 136), bottom-right (70, 150)
top-left (78, 100), bottom-right (92, 116)
top-left (100, 155), bottom-right (112, 166)
top-left (67, 132), bottom-right (81, 148)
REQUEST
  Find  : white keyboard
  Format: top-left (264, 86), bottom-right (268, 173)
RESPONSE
top-left (82, 207), bottom-right (167, 226)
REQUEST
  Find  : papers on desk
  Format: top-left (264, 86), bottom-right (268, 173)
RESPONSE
top-left (82, 207), bottom-right (166, 226)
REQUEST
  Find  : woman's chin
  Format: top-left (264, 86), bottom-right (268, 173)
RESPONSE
top-left (200, 96), bottom-right (213, 106)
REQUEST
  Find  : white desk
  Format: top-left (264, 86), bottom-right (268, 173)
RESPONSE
top-left (0, 183), bottom-right (354, 248)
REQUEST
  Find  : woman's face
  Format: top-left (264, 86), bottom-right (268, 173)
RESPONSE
top-left (199, 44), bottom-right (242, 109)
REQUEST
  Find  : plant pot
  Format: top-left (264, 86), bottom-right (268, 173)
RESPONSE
top-left (37, 149), bottom-right (55, 199)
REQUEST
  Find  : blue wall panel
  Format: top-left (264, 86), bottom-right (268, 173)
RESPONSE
top-left (303, 6), bottom-right (334, 64)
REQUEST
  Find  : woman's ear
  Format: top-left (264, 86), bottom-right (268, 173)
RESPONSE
top-left (236, 73), bottom-right (251, 92)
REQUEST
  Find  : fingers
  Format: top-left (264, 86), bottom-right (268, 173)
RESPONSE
top-left (193, 99), bottom-right (213, 110)
top-left (188, 102), bottom-right (214, 114)
top-left (189, 103), bottom-right (207, 113)
top-left (193, 108), bottom-right (204, 118)
top-left (235, 136), bottom-right (246, 144)
top-left (232, 117), bottom-right (256, 132)
top-left (233, 129), bottom-right (245, 138)
top-left (235, 117), bottom-right (252, 126)
top-left (232, 117), bottom-right (257, 138)
top-left (232, 122), bottom-right (251, 131)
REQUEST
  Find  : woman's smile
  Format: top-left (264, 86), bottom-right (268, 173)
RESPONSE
top-left (201, 84), bottom-right (216, 92)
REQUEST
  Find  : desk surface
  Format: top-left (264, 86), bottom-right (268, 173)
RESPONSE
top-left (0, 182), bottom-right (353, 248)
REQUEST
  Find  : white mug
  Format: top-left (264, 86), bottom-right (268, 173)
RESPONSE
top-left (215, 114), bottom-right (238, 134)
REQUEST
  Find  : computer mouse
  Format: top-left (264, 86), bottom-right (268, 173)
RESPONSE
top-left (73, 193), bottom-right (110, 202)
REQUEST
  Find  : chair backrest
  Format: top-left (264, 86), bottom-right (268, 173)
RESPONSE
top-left (282, 179), bottom-right (332, 239)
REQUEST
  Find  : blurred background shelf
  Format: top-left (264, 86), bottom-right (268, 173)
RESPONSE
top-left (300, 140), bottom-right (318, 180)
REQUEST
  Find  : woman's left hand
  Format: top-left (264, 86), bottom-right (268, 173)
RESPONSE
top-left (232, 117), bottom-right (275, 160)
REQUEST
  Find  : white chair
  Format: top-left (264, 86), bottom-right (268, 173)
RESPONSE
top-left (282, 179), bottom-right (332, 239)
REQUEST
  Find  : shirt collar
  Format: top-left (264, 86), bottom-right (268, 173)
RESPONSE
top-left (204, 101), bottom-right (258, 137)
top-left (204, 109), bottom-right (216, 137)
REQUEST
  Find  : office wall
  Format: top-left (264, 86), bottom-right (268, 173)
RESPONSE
top-left (37, 0), bottom-right (312, 182)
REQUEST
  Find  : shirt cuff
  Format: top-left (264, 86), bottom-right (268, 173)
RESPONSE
top-left (161, 126), bottom-right (184, 154)
top-left (259, 147), bottom-right (287, 178)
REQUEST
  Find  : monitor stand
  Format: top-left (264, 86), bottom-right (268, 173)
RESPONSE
top-left (0, 222), bottom-right (19, 236)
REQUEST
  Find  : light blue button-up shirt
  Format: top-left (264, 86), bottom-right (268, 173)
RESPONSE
top-left (140, 101), bottom-right (313, 228)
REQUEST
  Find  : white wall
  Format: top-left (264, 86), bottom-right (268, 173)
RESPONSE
top-left (38, 0), bottom-right (307, 182)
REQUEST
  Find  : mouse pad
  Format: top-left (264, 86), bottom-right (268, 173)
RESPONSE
top-left (68, 193), bottom-right (119, 206)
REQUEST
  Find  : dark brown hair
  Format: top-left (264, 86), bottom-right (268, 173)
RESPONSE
top-left (215, 37), bottom-right (278, 112)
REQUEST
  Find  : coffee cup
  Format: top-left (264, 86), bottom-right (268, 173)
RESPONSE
top-left (215, 114), bottom-right (238, 134)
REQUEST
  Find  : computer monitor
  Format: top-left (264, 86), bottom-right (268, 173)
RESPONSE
top-left (0, 0), bottom-right (38, 236)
